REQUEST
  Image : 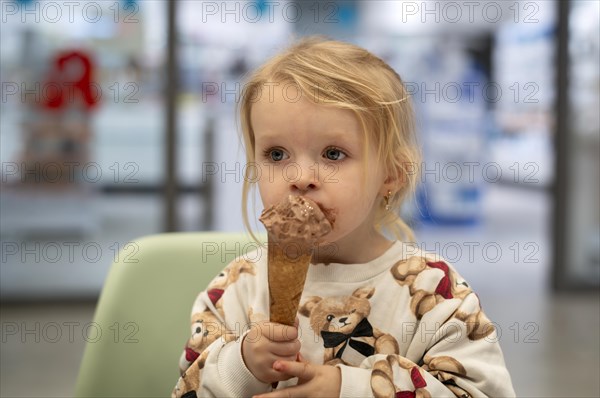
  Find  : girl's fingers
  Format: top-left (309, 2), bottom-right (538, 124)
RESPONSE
top-left (272, 360), bottom-right (315, 382)
top-left (264, 323), bottom-right (298, 342)
top-left (270, 340), bottom-right (301, 357)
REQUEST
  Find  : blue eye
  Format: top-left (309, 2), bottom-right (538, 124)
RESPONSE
top-left (270, 149), bottom-right (285, 161)
top-left (263, 147), bottom-right (289, 162)
top-left (324, 147), bottom-right (345, 161)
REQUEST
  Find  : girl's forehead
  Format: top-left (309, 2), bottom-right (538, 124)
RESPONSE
top-left (252, 99), bottom-right (361, 139)
top-left (251, 81), bottom-right (311, 105)
top-left (250, 85), bottom-right (355, 120)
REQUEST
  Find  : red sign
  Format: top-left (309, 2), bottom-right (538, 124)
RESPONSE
top-left (43, 50), bottom-right (99, 111)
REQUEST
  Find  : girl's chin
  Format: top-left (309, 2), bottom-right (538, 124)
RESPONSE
top-left (314, 239), bottom-right (336, 248)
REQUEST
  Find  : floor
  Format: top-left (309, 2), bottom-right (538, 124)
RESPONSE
top-left (1, 185), bottom-right (599, 397)
top-left (0, 303), bottom-right (95, 398)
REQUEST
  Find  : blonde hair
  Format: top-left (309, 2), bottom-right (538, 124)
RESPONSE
top-left (238, 36), bottom-right (421, 243)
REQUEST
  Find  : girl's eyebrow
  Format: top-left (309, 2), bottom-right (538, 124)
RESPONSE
top-left (256, 130), bottom-right (343, 139)
top-left (254, 131), bottom-right (280, 141)
top-left (320, 131), bottom-right (350, 139)
top-left (255, 130), bottom-right (357, 147)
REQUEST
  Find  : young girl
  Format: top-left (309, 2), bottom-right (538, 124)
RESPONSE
top-left (173, 37), bottom-right (515, 398)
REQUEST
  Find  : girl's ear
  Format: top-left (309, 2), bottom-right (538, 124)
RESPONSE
top-left (381, 165), bottom-right (406, 195)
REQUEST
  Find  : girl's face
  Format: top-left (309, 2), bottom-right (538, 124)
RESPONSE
top-left (251, 84), bottom-right (394, 264)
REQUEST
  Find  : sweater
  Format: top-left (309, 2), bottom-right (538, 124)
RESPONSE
top-left (172, 240), bottom-right (515, 398)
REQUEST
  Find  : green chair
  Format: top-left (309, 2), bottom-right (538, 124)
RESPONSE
top-left (75, 232), bottom-right (261, 397)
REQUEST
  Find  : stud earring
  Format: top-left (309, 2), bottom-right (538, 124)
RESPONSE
top-left (384, 190), bottom-right (392, 211)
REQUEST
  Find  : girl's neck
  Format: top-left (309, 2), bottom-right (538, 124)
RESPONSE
top-left (312, 230), bottom-right (394, 265)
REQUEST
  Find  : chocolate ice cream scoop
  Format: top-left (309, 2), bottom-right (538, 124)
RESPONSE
top-left (259, 195), bottom-right (333, 248)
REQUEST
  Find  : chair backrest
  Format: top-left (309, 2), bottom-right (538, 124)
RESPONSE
top-left (75, 232), bottom-right (260, 397)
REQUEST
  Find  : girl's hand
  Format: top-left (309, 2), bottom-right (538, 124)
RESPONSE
top-left (242, 320), bottom-right (301, 384)
top-left (253, 357), bottom-right (341, 398)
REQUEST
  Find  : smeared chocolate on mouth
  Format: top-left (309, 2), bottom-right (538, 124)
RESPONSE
top-left (259, 195), bottom-right (333, 247)
top-left (313, 201), bottom-right (336, 228)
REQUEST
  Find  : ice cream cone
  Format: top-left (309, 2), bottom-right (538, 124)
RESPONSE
top-left (259, 195), bottom-right (334, 327)
top-left (267, 241), bottom-right (312, 326)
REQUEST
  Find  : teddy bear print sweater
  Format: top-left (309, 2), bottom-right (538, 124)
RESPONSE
top-left (173, 241), bottom-right (515, 398)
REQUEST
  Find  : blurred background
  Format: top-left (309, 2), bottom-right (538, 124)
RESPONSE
top-left (0, 0), bottom-right (598, 396)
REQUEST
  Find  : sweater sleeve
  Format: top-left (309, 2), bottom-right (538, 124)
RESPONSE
top-left (337, 257), bottom-right (515, 398)
top-left (172, 256), bottom-right (272, 398)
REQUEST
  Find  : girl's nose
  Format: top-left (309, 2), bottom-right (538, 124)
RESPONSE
top-left (289, 163), bottom-right (320, 193)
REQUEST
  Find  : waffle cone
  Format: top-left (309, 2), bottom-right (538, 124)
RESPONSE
top-left (267, 241), bottom-right (312, 326)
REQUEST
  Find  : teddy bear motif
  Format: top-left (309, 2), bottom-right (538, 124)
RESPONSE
top-left (371, 355), bottom-right (431, 398)
top-left (390, 256), bottom-right (494, 341)
top-left (173, 311), bottom-right (237, 398)
top-left (172, 360), bottom-right (202, 398)
top-left (422, 354), bottom-right (472, 398)
top-left (453, 296), bottom-right (495, 341)
top-left (299, 286), bottom-right (399, 366)
top-left (178, 311), bottom-right (236, 374)
top-left (206, 258), bottom-right (256, 312)
top-left (391, 256), bottom-right (470, 318)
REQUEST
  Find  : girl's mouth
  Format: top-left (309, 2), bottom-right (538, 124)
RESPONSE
top-left (314, 201), bottom-right (337, 227)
